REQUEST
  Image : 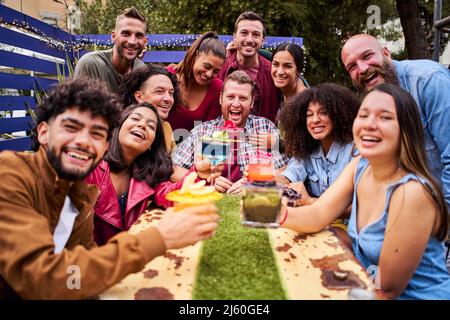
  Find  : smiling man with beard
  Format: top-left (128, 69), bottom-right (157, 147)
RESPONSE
top-left (341, 34), bottom-right (450, 211)
top-left (173, 71), bottom-right (288, 194)
top-left (0, 78), bottom-right (219, 299)
top-left (74, 7), bottom-right (147, 94)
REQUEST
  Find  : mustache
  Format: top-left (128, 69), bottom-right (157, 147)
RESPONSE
top-left (359, 66), bottom-right (383, 81)
top-left (353, 60), bottom-right (399, 94)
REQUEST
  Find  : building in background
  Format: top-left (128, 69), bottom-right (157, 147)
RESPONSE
top-left (2, 0), bottom-right (89, 33)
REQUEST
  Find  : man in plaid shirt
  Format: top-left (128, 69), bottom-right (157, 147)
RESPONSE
top-left (172, 70), bottom-right (289, 194)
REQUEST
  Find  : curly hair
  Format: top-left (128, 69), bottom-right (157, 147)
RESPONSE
top-left (119, 63), bottom-right (180, 107)
top-left (278, 83), bottom-right (360, 159)
top-left (104, 102), bottom-right (173, 187)
top-left (31, 77), bottom-right (123, 151)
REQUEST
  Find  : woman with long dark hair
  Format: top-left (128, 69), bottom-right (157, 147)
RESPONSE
top-left (282, 84), bottom-right (450, 299)
top-left (86, 102), bottom-right (219, 245)
top-left (167, 31), bottom-right (226, 135)
top-left (271, 42), bottom-right (309, 102)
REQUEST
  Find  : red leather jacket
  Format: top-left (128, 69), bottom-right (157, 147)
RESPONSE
top-left (85, 160), bottom-right (188, 245)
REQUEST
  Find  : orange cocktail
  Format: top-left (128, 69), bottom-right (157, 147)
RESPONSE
top-left (247, 162), bottom-right (275, 182)
top-left (246, 153), bottom-right (275, 182)
top-left (166, 172), bottom-right (223, 212)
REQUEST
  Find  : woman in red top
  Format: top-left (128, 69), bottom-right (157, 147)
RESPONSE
top-left (167, 31), bottom-right (226, 141)
top-left (86, 102), bottom-right (219, 245)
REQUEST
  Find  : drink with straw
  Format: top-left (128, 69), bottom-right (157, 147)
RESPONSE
top-left (200, 121), bottom-right (242, 166)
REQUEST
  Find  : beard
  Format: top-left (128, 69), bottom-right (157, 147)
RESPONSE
top-left (46, 147), bottom-right (98, 181)
top-left (353, 58), bottom-right (400, 95)
top-left (115, 44), bottom-right (142, 62)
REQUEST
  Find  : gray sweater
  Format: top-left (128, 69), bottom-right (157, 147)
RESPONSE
top-left (74, 49), bottom-right (145, 94)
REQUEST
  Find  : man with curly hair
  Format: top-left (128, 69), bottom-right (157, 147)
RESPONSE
top-left (0, 78), bottom-right (219, 299)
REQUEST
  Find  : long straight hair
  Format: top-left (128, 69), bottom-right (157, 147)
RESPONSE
top-left (174, 31), bottom-right (226, 89)
top-left (104, 102), bottom-right (173, 187)
top-left (370, 84), bottom-right (448, 241)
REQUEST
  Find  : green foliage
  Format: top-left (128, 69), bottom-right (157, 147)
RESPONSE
top-left (193, 195), bottom-right (287, 299)
top-left (78, 0), bottom-right (447, 87)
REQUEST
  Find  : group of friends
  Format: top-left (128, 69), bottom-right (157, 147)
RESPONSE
top-left (0, 6), bottom-right (449, 300)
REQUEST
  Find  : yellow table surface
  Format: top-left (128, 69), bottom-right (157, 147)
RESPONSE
top-left (99, 205), bottom-right (382, 300)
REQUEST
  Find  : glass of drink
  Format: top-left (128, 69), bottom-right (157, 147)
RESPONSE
top-left (241, 180), bottom-right (283, 228)
top-left (246, 153), bottom-right (275, 182)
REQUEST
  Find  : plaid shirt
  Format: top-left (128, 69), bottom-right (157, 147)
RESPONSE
top-left (172, 115), bottom-right (289, 174)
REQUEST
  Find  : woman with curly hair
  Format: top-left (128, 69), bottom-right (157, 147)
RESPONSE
top-left (167, 31), bottom-right (226, 136)
top-left (281, 84), bottom-right (450, 299)
top-left (276, 83), bottom-right (360, 240)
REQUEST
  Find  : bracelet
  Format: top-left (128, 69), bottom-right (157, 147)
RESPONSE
top-left (279, 208), bottom-right (288, 225)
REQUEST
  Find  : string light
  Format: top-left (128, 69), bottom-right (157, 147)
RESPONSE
top-left (0, 16), bottom-right (306, 69)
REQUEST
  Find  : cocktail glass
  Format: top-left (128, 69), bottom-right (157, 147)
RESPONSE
top-left (246, 153), bottom-right (275, 182)
top-left (241, 180), bottom-right (283, 228)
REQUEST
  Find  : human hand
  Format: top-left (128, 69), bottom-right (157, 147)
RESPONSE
top-left (214, 176), bottom-right (233, 193)
top-left (195, 158), bottom-right (224, 184)
top-left (248, 132), bottom-right (276, 151)
top-left (226, 41), bottom-right (237, 58)
top-left (156, 204), bottom-right (219, 250)
top-left (226, 178), bottom-right (244, 195)
top-left (288, 182), bottom-right (316, 205)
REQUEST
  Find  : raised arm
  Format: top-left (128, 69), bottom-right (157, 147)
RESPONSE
top-left (283, 156), bottom-right (358, 233)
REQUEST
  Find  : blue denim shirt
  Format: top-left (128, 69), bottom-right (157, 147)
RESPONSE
top-left (281, 141), bottom-right (355, 197)
top-left (348, 157), bottom-right (450, 299)
top-left (393, 59), bottom-right (450, 209)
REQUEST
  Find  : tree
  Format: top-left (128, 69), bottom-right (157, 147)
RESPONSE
top-left (78, 0), bottom-right (449, 86)
top-left (395, 0), bottom-right (450, 59)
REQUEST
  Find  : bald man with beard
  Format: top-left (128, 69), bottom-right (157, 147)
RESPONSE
top-left (341, 34), bottom-right (450, 211)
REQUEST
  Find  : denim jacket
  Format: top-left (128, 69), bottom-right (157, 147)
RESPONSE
top-left (281, 141), bottom-right (355, 197)
top-left (393, 59), bottom-right (450, 209)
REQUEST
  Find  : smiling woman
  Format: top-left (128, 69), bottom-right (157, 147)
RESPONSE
top-left (120, 64), bottom-right (180, 154)
top-left (166, 31), bottom-right (227, 134)
top-left (85, 102), bottom-right (177, 245)
top-left (271, 42), bottom-right (309, 103)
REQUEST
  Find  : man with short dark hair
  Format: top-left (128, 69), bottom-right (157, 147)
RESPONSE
top-left (0, 78), bottom-right (219, 299)
top-left (173, 70), bottom-right (288, 194)
top-left (74, 7), bottom-right (148, 94)
top-left (341, 34), bottom-right (450, 210)
top-left (217, 11), bottom-right (281, 123)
